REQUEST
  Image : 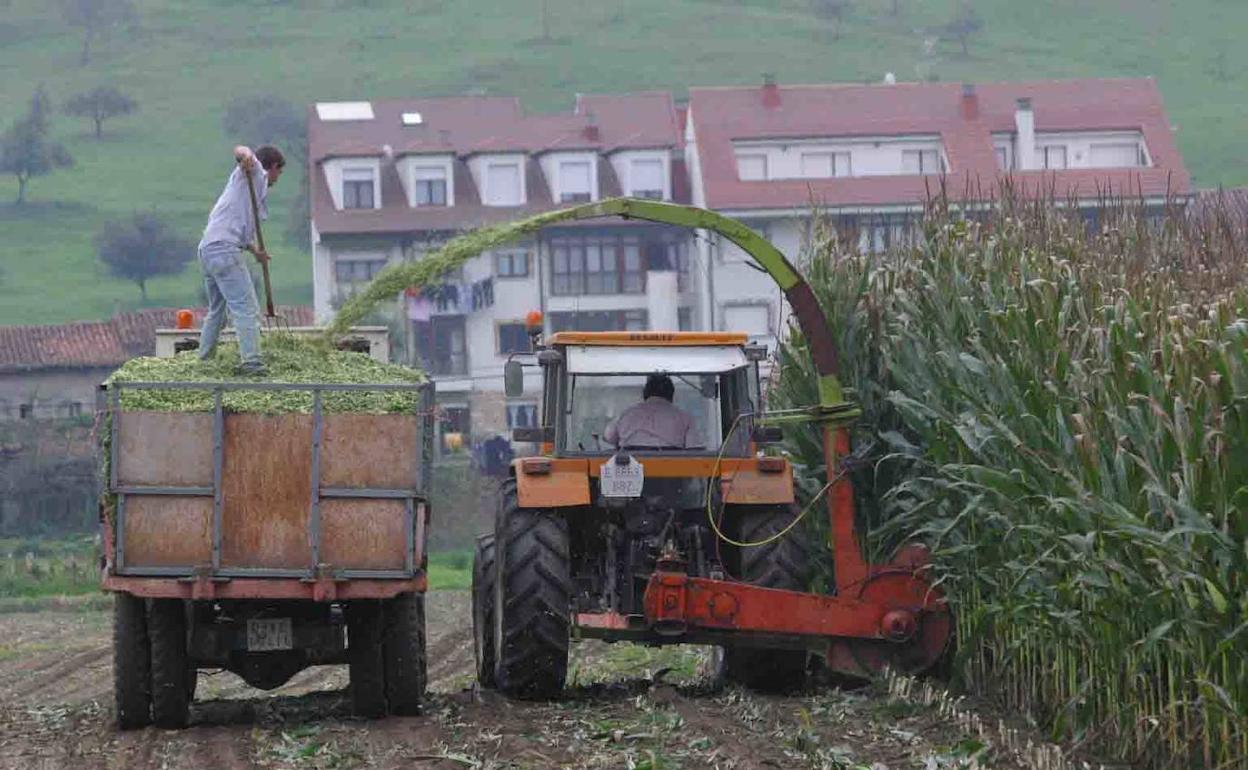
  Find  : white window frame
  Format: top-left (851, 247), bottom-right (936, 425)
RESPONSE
top-left (342, 166), bottom-right (378, 209)
top-left (736, 153), bottom-right (768, 181)
top-left (412, 164), bottom-right (448, 206)
top-left (485, 161), bottom-right (523, 206)
top-left (901, 149), bottom-right (942, 175)
top-left (558, 160), bottom-right (593, 203)
top-left (800, 152), bottom-right (834, 179)
top-left (494, 249), bottom-right (530, 279)
top-left (628, 158), bottom-right (666, 199)
top-left (721, 302), bottom-right (772, 338)
top-left (506, 402), bottom-right (539, 429)
top-left (1088, 142), bottom-right (1144, 169)
top-left (1042, 145), bottom-right (1069, 170)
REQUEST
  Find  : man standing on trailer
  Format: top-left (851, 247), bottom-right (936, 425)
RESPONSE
top-left (197, 144), bottom-right (285, 375)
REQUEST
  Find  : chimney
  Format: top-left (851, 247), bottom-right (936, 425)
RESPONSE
top-left (583, 110), bottom-right (600, 142)
top-left (960, 83), bottom-right (978, 120)
top-left (1014, 97), bottom-right (1036, 171)
top-left (761, 73), bottom-right (781, 109)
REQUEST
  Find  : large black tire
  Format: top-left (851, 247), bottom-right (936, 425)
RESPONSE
top-left (472, 534), bottom-right (497, 688)
top-left (383, 592), bottom-right (427, 716)
top-left (493, 480), bottom-right (571, 699)
top-left (113, 593), bottom-right (151, 730)
top-left (348, 600), bottom-right (387, 718)
top-left (149, 599), bottom-right (191, 729)
top-left (721, 504), bottom-right (811, 692)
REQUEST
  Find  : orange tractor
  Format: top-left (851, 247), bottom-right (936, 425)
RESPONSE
top-left (472, 199), bottom-right (951, 697)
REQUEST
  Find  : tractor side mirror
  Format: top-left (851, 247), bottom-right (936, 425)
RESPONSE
top-left (504, 359), bottom-right (524, 397)
top-left (752, 425), bottom-right (784, 444)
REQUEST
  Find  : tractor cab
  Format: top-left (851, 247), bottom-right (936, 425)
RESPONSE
top-left (505, 331), bottom-right (773, 460)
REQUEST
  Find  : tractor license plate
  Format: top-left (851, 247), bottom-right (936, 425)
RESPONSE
top-left (246, 618), bottom-right (293, 652)
top-left (600, 457), bottom-right (644, 498)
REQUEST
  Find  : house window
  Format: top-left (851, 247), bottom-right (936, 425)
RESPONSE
top-left (549, 310), bottom-right (648, 332)
top-left (64, 401), bottom-right (83, 418)
top-left (559, 160), bottom-right (593, 203)
top-left (994, 145), bottom-right (1013, 171)
top-left (1042, 145), bottom-right (1068, 170)
top-left (723, 304), bottom-right (770, 337)
top-left (549, 236), bottom-right (645, 296)
top-left (485, 162), bottom-right (522, 206)
top-left (901, 149), bottom-right (942, 175)
top-left (629, 158), bottom-right (665, 199)
top-left (495, 250), bottom-right (530, 278)
top-left (506, 403), bottom-right (539, 429)
top-left (736, 153), bottom-right (768, 181)
top-left (342, 167), bottom-right (375, 209)
top-left (1089, 143), bottom-right (1143, 168)
top-left (799, 152), bottom-right (850, 178)
top-left (413, 165), bottom-right (448, 206)
top-left (677, 307), bottom-right (693, 331)
top-left (19, 403), bottom-right (33, 420)
top-left (412, 316), bottom-right (467, 376)
top-left (334, 257), bottom-right (387, 294)
top-left (497, 322), bottom-right (532, 354)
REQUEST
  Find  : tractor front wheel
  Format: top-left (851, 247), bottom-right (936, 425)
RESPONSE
top-left (493, 480), bottom-right (571, 699)
top-left (721, 503), bottom-right (812, 692)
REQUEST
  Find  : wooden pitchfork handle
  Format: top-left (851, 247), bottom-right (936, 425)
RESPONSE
top-left (240, 160), bottom-right (277, 318)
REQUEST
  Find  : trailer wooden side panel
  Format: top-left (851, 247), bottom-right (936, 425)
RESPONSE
top-left (220, 414), bottom-right (313, 569)
top-left (321, 414), bottom-right (421, 490)
top-left (123, 496), bottom-right (213, 567)
top-left (116, 412), bottom-right (213, 487)
top-left (320, 499), bottom-right (407, 570)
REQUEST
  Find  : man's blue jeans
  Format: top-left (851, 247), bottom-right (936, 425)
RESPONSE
top-left (198, 242), bottom-right (261, 365)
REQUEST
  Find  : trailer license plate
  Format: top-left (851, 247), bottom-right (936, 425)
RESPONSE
top-left (600, 457), bottom-right (644, 498)
top-left (246, 618), bottom-right (293, 651)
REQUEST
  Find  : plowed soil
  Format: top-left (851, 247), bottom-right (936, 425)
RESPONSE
top-left (0, 592), bottom-right (1038, 769)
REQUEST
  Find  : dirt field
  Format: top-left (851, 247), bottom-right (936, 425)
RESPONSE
top-left (0, 592), bottom-right (1042, 770)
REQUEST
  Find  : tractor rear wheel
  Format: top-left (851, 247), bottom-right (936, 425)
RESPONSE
top-left (472, 533), bottom-right (497, 688)
top-left (721, 503), bottom-right (811, 692)
top-left (383, 592), bottom-right (427, 716)
top-left (493, 479), bottom-right (571, 699)
top-left (149, 599), bottom-right (191, 728)
top-left (347, 600), bottom-right (387, 718)
top-left (113, 593), bottom-right (151, 730)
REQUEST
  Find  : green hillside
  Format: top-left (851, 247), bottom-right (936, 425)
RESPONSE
top-left (0, 0), bottom-right (1244, 325)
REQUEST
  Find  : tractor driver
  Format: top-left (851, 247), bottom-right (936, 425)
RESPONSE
top-left (604, 374), bottom-right (702, 449)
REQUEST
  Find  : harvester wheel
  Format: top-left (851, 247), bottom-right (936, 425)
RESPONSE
top-left (383, 592), bottom-right (427, 716)
top-left (113, 593), bottom-right (152, 730)
top-left (348, 600), bottom-right (387, 718)
top-left (472, 533), bottom-right (497, 688)
top-left (149, 599), bottom-right (191, 728)
top-left (493, 479), bottom-right (571, 699)
top-left (721, 504), bottom-right (811, 692)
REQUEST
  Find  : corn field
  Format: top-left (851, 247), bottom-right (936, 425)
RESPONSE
top-left (776, 193), bottom-right (1248, 769)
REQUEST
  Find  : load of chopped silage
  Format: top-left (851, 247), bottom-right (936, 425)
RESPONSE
top-left (105, 334), bottom-right (425, 414)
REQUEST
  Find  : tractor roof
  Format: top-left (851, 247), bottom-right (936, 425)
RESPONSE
top-left (548, 332), bottom-right (748, 347)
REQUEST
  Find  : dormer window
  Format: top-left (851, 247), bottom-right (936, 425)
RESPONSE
top-left (342, 167), bottom-right (376, 209)
top-left (413, 165), bottom-right (447, 206)
top-left (558, 160), bottom-right (593, 203)
top-left (1042, 145), bottom-right (1068, 170)
top-left (485, 161), bottom-right (522, 206)
top-left (629, 158), bottom-right (665, 199)
top-left (736, 153), bottom-right (767, 181)
top-left (902, 149), bottom-right (942, 175)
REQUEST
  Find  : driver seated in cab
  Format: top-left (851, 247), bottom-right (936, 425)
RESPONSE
top-left (604, 374), bottom-right (702, 450)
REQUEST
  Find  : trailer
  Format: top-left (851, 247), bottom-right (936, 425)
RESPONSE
top-left (99, 376), bottom-right (435, 728)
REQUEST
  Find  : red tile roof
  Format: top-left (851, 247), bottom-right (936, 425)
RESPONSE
top-left (0, 307), bottom-right (315, 373)
top-left (308, 93), bottom-right (684, 236)
top-left (688, 78), bottom-right (1191, 211)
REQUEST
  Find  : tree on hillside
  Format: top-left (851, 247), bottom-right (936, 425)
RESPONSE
top-left (96, 212), bottom-right (193, 301)
top-left (64, 86), bottom-right (137, 139)
top-left (812, 0), bottom-right (853, 39)
top-left (0, 87), bottom-right (73, 205)
top-left (222, 95), bottom-right (306, 157)
top-left (59, 0), bottom-right (137, 67)
top-left (944, 1), bottom-right (984, 56)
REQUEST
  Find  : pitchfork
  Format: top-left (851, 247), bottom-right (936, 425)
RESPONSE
top-left (240, 159), bottom-right (290, 332)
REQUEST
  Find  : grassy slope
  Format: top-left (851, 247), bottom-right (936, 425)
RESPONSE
top-left (0, 0), bottom-right (1244, 325)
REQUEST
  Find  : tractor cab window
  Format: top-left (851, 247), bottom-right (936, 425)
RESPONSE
top-left (562, 374), bottom-right (722, 453)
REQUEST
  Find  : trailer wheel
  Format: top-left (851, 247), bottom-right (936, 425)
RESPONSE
top-left (149, 599), bottom-right (191, 728)
top-left (348, 600), bottom-right (387, 718)
top-left (113, 593), bottom-right (151, 730)
top-left (493, 480), bottom-right (571, 699)
top-left (472, 533), bottom-right (497, 688)
top-left (383, 592), bottom-right (427, 716)
top-left (721, 504), bottom-right (811, 692)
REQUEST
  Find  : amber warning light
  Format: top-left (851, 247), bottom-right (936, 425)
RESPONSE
top-left (525, 310), bottom-right (543, 332)
top-left (175, 309), bottom-right (194, 330)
